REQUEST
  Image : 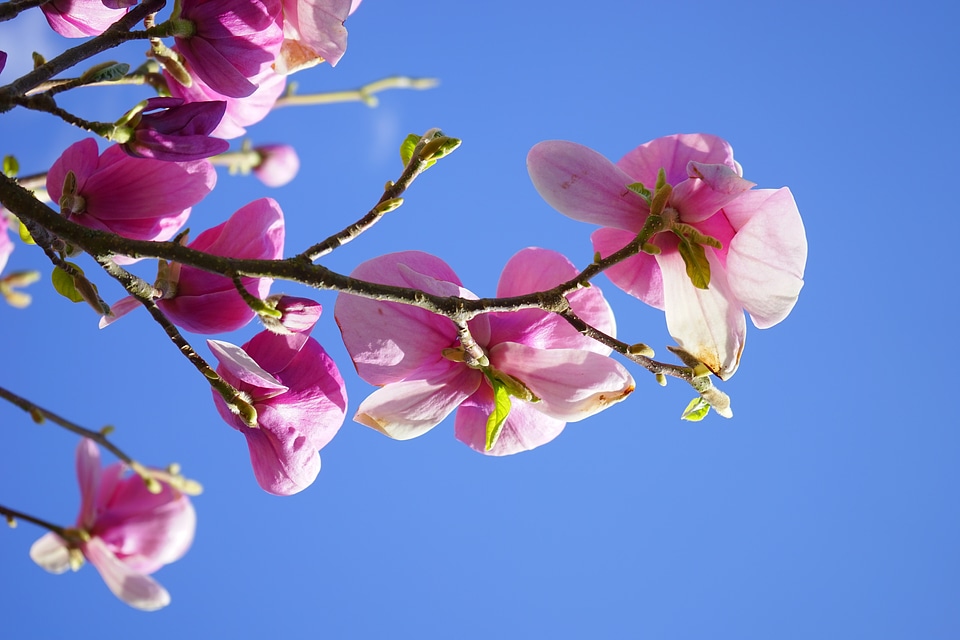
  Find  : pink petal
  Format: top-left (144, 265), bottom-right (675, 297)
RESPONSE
top-left (454, 383), bottom-right (566, 456)
top-left (354, 361), bottom-right (481, 441)
top-left (277, 0), bottom-right (352, 73)
top-left (41, 0), bottom-right (127, 38)
top-left (527, 141), bottom-right (647, 231)
top-left (208, 339), bottom-right (289, 399)
top-left (591, 226), bottom-right (665, 309)
top-left (83, 537), bottom-right (171, 611)
top-left (99, 295), bottom-right (141, 329)
top-left (95, 496), bottom-right (196, 573)
top-left (239, 413), bottom-right (322, 495)
top-left (616, 133), bottom-right (739, 188)
top-left (75, 438), bottom-right (101, 528)
top-left (657, 246), bottom-right (746, 380)
top-left (725, 188), bottom-right (807, 328)
top-left (46, 138), bottom-right (100, 203)
top-left (490, 342), bottom-right (635, 421)
top-left (29, 533), bottom-right (71, 574)
top-left (670, 162), bottom-right (756, 224)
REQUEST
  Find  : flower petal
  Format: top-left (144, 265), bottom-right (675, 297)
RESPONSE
top-left (616, 133), bottom-right (739, 188)
top-left (354, 361), bottom-right (480, 441)
top-left (76, 438), bottom-right (101, 528)
top-left (83, 537), bottom-right (171, 611)
top-left (725, 188), bottom-right (807, 328)
top-left (454, 382), bottom-right (566, 456)
top-left (527, 141), bottom-right (647, 231)
top-left (591, 226), bottom-right (665, 309)
top-left (657, 246), bottom-right (746, 379)
top-left (208, 339), bottom-right (288, 399)
top-left (29, 533), bottom-right (71, 574)
top-left (491, 342), bottom-right (635, 421)
top-left (670, 162), bottom-right (756, 224)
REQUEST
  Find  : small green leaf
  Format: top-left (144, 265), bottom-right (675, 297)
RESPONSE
top-left (676, 237), bottom-right (711, 289)
top-left (681, 397), bottom-right (711, 422)
top-left (626, 182), bottom-right (651, 203)
top-left (3, 155), bottom-right (19, 178)
top-left (485, 377), bottom-right (512, 451)
top-left (81, 61), bottom-right (130, 84)
top-left (52, 266), bottom-right (84, 303)
top-left (400, 134), bottom-right (420, 166)
top-left (655, 167), bottom-right (667, 192)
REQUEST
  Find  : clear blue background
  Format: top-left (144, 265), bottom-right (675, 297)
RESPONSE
top-left (1, 1), bottom-right (958, 638)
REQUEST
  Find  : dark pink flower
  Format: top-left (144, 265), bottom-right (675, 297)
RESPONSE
top-left (30, 439), bottom-right (195, 611)
top-left (527, 134), bottom-right (807, 380)
top-left (175, 0), bottom-right (283, 98)
top-left (335, 248), bottom-right (635, 456)
top-left (253, 144), bottom-right (299, 186)
top-left (46, 138), bottom-right (215, 243)
top-left (0, 51), bottom-right (7, 76)
top-left (208, 310), bottom-right (347, 495)
top-left (40, 0), bottom-right (127, 38)
top-left (166, 63), bottom-right (286, 139)
top-left (122, 97), bottom-right (229, 161)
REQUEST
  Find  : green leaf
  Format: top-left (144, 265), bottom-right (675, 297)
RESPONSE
top-left (626, 182), bottom-right (651, 203)
top-left (399, 134), bottom-right (420, 166)
top-left (51, 264), bottom-right (85, 303)
top-left (655, 167), bottom-right (667, 192)
top-left (676, 237), bottom-right (711, 289)
top-left (81, 62), bottom-right (130, 84)
top-left (3, 155), bottom-right (19, 178)
top-left (485, 376), bottom-right (512, 451)
top-left (681, 397), bottom-right (711, 422)
top-left (17, 220), bottom-right (35, 245)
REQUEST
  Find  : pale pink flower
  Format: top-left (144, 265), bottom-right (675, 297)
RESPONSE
top-left (335, 248), bottom-right (635, 456)
top-left (208, 303), bottom-right (347, 495)
top-left (253, 144), bottom-right (299, 186)
top-left (275, 0), bottom-right (357, 74)
top-left (122, 97), bottom-right (229, 161)
top-left (46, 138), bottom-right (215, 243)
top-left (527, 134), bottom-right (807, 380)
top-left (0, 212), bottom-right (12, 276)
top-left (40, 0), bottom-right (127, 38)
top-left (166, 64), bottom-right (286, 139)
top-left (30, 439), bottom-right (196, 611)
top-left (175, 0), bottom-right (283, 98)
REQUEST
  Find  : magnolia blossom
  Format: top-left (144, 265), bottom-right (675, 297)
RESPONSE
top-left (102, 198), bottom-right (284, 333)
top-left (30, 439), bottom-right (195, 611)
top-left (40, 0), bottom-right (127, 38)
top-left (209, 297), bottom-right (347, 495)
top-left (0, 212), bottom-right (12, 276)
top-left (122, 97), bottom-right (229, 161)
top-left (166, 64), bottom-right (286, 139)
top-left (275, 0), bottom-right (357, 74)
top-left (0, 50), bottom-right (7, 76)
top-left (527, 134), bottom-right (807, 380)
top-left (175, 0), bottom-right (283, 98)
top-left (46, 138), bottom-right (215, 244)
top-left (252, 144), bottom-right (300, 187)
top-left (335, 248), bottom-right (635, 456)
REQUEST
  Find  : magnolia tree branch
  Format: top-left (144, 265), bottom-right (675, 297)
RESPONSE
top-left (274, 76), bottom-right (439, 109)
top-left (0, 504), bottom-right (70, 538)
top-left (0, 0), bottom-right (48, 23)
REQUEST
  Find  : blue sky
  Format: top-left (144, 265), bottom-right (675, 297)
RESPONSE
top-left (1, 0), bottom-right (959, 638)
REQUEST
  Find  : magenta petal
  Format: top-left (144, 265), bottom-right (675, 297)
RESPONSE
top-left (454, 383), bottom-right (566, 456)
top-left (41, 0), bottom-right (127, 37)
top-left (491, 342), bottom-right (635, 421)
top-left (179, 37), bottom-right (258, 98)
top-left (616, 133), bottom-right (739, 188)
top-left (591, 227), bottom-right (665, 309)
top-left (83, 537), bottom-right (171, 611)
top-left (46, 138), bottom-right (100, 202)
top-left (725, 188), bottom-right (807, 328)
top-left (527, 141), bottom-right (647, 231)
top-left (208, 339), bottom-right (289, 399)
top-left (75, 439), bottom-right (101, 529)
top-left (354, 360), bottom-right (481, 441)
top-left (670, 162), bottom-right (756, 224)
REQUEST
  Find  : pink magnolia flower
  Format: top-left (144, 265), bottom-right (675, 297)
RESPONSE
top-left (121, 97), bottom-right (229, 161)
top-left (102, 198), bottom-right (285, 333)
top-left (335, 248), bottom-right (635, 456)
top-left (0, 212), bottom-right (12, 276)
top-left (208, 300), bottom-right (347, 495)
top-left (252, 144), bottom-right (300, 186)
top-left (275, 0), bottom-right (358, 74)
top-left (166, 63), bottom-right (286, 139)
top-left (46, 138), bottom-right (215, 243)
top-left (175, 0), bottom-right (283, 98)
top-left (0, 51), bottom-right (7, 76)
top-left (40, 0), bottom-right (127, 38)
top-left (527, 134), bottom-right (807, 380)
top-left (30, 439), bottom-right (196, 611)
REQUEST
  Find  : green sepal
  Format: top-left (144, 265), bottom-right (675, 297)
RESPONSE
top-left (654, 167), bottom-right (668, 192)
top-left (485, 375), bottom-right (512, 451)
top-left (80, 61), bottom-right (130, 84)
top-left (626, 182), bottom-right (651, 203)
top-left (400, 134), bottom-right (420, 166)
top-left (681, 397), bottom-right (711, 422)
top-left (676, 237), bottom-right (711, 289)
top-left (17, 221), bottom-right (36, 245)
top-left (2, 155), bottom-right (18, 178)
top-left (51, 264), bottom-right (86, 303)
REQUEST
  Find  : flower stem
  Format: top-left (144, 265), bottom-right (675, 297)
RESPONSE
top-left (0, 503), bottom-right (70, 538)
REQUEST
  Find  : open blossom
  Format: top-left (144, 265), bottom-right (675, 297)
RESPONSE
top-left (175, 0), bottom-right (283, 98)
top-left (527, 134), bottom-right (807, 380)
top-left (209, 298), bottom-right (347, 495)
top-left (121, 97), bottom-right (229, 161)
top-left (166, 64), bottom-right (286, 139)
top-left (335, 248), bottom-right (635, 456)
top-left (30, 439), bottom-right (196, 611)
top-left (46, 138), bottom-right (215, 243)
top-left (40, 0), bottom-right (127, 38)
top-left (101, 198), bottom-right (284, 333)
top-left (275, 0), bottom-right (359, 74)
